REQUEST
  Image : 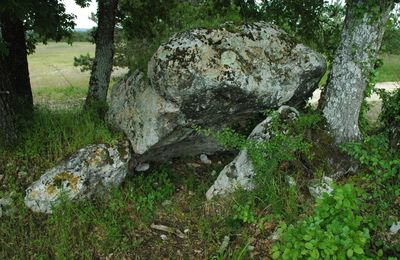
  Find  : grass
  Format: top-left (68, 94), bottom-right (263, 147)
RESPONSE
top-left (376, 54), bottom-right (400, 82)
top-left (28, 42), bottom-right (95, 89)
top-left (0, 107), bottom-right (122, 192)
top-left (28, 42), bottom-right (127, 108)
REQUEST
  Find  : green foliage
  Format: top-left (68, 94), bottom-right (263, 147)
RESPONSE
top-left (342, 134), bottom-right (399, 181)
top-left (118, 0), bottom-right (242, 71)
top-left (271, 184), bottom-right (371, 260)
top-left (207, 111), bottom-right (321, 219)
top-left (233, 201), bottom-right (257, 224)
top-left (378, 87), bottom-right (400, 130)
top-left (0, 0), bottom-right (87, 53)
top-left (73, 53), bottom-right (94, 72)
top-left (381, 14), bottom-right (400, 55)
top-left (341, 132), bottom-right (400, 255)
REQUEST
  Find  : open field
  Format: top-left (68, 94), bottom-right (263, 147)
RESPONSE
top-left (28, 42), bottom-right (95, 89)
top-left (28, 42), bottom-right (127, 107)
top-left (376, 54), bottom-right (400, 82)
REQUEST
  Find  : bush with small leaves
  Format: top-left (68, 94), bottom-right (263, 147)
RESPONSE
top-left (270, 184), bottom-right (370, 259)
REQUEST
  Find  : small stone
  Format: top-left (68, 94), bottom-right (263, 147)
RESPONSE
top-left (211, 170), bottom-right (216, 176)
top-left (187, 163), bottom-right (201, 168)
top-left (247, 245), bottom-right (255, 251)
top-left (18, 171), bottom-right (27, 179)
top-left (160, 234), bottom-right (168, 241)
top-left (285, 175), bottom-right (296, 187)
top-left (162, 200), bottom-right (172, 207)
top-left (184, 229), bottom-right (190, 234)
top-left (390, 221), bottom-right (400, 235)
top-left (271, 229), bottom-right (280, 241)
top-left (308, 176), bottom-right (334, 199)
top-left (200, 154), bottom-right (212, 165)
top-left (135, 163), bottom-right (150, 172)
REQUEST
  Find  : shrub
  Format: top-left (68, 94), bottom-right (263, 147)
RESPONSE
top-left (271, 184), bottom-right (370, 260)
top-left (204, 110), bottom-right (320, 219)
top-left (378, 87), bottom-right (400, 130)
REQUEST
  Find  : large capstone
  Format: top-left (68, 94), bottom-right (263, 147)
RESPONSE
top-left (206, 106), bottom-right (299, 200)
top-left (25, 141), bottom-right (131, 213)
top-left (107, 22), bottom-right (326, 163)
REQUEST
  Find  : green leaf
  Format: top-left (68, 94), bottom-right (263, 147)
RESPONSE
top-left (305, 242), bottom-right (314, 250)
top-left (353, 247), bottom-right (364, 254)
top-left (347, 249), bottom-right (354, 257)
top-left (303, 234), bottom-right (312, 241)
top-left (272, 251), bottom-right (280, 259)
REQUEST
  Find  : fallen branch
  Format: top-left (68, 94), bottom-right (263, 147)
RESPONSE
top-left (150, 223), bottom-right (186, 239)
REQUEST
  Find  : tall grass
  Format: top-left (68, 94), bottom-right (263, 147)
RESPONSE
top-left (0, 106), bottom-right (122, 191)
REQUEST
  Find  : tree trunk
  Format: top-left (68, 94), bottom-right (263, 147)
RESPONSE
top-left (85, 0), bottom-right (118, 107)
top-left (0, 12), bottom-right (33, 117)
top-left (0, 39), bottom-right (17, 146)
top-left (322, 0), bottom-right (394, 143)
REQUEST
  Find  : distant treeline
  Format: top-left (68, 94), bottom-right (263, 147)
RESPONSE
top-left (55, 30), bottom-right (93, 43)
top-left (70, 30), bottom-right (93, 42)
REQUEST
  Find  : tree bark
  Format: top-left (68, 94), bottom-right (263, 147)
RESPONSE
top-left (85, 0), bottom-right (118, 107)
top-left (322, 0), bottom-right (394, 143)
top-left (0, 12), bottom-right (33, 117)
top-left (0, 37), bottom-right (17, 146)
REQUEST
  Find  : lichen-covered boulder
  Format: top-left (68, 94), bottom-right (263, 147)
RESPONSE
top-left (25, 141), bottom-right (131, 213)
top-left (107, 22), bottom-right (326, 163)
top-left (206, 106), bottom-right (299, 200)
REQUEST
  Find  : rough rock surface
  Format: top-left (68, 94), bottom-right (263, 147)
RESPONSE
top-left (107, 22), bottom-right (326, 162)
top-left (25, 142), bottom-right (131, 213)
top-left (390, 221), bottom-right (400, 235)
top-left (206, 106), bottom-right (299, 200)
top-left (308, 176), bottom-right (334, 199)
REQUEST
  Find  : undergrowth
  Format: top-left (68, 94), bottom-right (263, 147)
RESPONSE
top-left (271, 184), bottom-right (370, 259)
top-left (206, 110), bottom-right (322, 222)
top-left (1, 88), bottom-right (399, 258)
top-left (0, 167), bottom-right (175, 258)
top-left (0, 106), bottom-right (122, 192)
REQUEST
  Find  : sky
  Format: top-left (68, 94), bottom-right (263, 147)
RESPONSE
top-left (63, 0), bottom-right (97, 29)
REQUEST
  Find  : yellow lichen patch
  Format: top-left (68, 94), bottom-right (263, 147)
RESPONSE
top-left (53, 171), bottom-right (80, 191)
top-left (46, 185), bottom-right (58, 196)
top-left (88, 148), bottom-right (109, 166)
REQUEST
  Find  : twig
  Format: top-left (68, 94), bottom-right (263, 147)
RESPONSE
top-left (150, 223), bottom-right (186, 239)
